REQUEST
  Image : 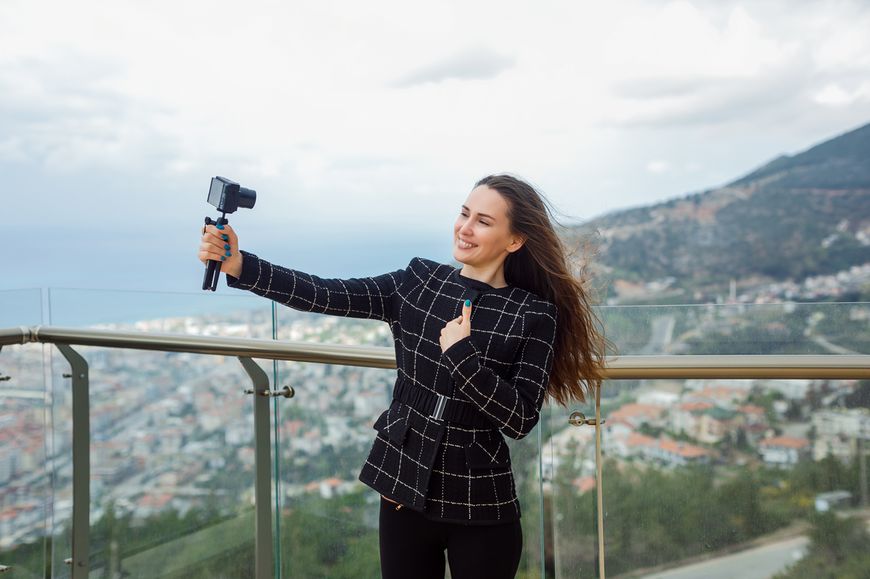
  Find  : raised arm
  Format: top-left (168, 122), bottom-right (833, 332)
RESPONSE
top-left (225, 249), bottom-right (417, 324)
top-left (440, 300), bottom-right (558, 439)
top-left (198, 222), bottom-right (415, 323)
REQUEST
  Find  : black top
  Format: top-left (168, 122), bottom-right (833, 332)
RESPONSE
top-left (226, 250), bottom-right (558, 524)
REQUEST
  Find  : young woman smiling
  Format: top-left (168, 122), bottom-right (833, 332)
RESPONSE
top-left (198, 174), bottom-right (608, 578)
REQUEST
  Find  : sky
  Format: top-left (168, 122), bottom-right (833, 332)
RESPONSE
top-left (4, 0), bottom-right (870, 294)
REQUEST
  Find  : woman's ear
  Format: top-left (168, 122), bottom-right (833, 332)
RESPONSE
top-left (507, 235), bottom-right (526, 253)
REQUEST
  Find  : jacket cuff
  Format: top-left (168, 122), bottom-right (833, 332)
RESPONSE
top-left (224, 250), bottom-right (259, 289)
top-left (441, 336), bottom-right (479, 383)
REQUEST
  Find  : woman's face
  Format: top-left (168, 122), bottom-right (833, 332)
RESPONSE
top-left (453, 185), bottom-right (522, 267)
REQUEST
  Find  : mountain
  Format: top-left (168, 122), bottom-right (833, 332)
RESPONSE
top-left (576, 122), bottom-right (870, 303)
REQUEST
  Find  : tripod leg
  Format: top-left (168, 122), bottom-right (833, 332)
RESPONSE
top-left (203, 259), bottom-right (219, 291)
top-left (210, 216), bottom-right (229, 290)
top-left (210, 259), bottom-right (223, 291)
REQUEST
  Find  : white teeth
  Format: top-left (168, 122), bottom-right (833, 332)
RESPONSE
top-left (458, 240), bottom-right (476, 249)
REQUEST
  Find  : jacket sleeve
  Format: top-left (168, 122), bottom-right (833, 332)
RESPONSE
top-left (440, 300), bottom-right (558, 439)
top-left (224, 249), bottom-right (416, 324)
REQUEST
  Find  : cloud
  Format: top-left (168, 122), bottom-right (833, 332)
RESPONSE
top-left (390, 46), bottom-right (516, 87)
top-left (0, 49), bottom-right (184, 171)
top-left (2, 0), bottom-right (870, 242)
top-left (646, 161), bottom-right (669, 174)
top-left (813, 82), bottom-right (870, 107)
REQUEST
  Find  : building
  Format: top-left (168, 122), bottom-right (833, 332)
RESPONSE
top-left (812, 408), bottom-right (870, 462)
top-left (758, 436), bottom-right (810, 467)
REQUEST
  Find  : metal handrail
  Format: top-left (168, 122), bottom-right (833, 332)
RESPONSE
top-left (3, 326), bottom-right (869, 379)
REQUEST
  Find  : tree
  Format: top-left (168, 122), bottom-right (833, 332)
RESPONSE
top-left (774, 513), bottom-right (870, 578)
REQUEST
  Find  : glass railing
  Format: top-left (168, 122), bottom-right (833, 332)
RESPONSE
top-left (1, 296), bottom-right (868, 578)
top-left (271, 358), bottom-right (391, 578)
top-left (44, 288), bottom-right (274, 338)
top-left (2, 289), bottom-right (272, 578)
top-left (0, 290), bottom-right (47, 578)
top-left (271, 300), bottom-right (552, 579)
top-left (54, 346), bottom-right (268, 578)
top-left (548, 376), bottom-right (870, 579)
top-left (598, 301), bottom-right (869, 356)
top-left (547, 301), bottom-right (870, 578)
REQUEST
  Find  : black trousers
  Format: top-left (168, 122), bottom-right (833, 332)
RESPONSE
top-left (378, 497), bottom-right (523, 579)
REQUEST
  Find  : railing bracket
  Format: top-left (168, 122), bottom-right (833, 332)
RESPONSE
top-left (244, 385), bottom-right (295, 398)
top-left (569, 411), bottom-right (605, 427)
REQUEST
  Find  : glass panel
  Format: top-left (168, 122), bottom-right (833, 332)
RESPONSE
top-left (46, 345), bottom-right (267, 578)
top-left (272, 359), bottom-right (391, 578)
top-left (598, 302), bottom-right (870, 355)
top-left (268, 360), bottom-right (551, 578)
top-left (270, 307), bottom-right (549, 577)
top-left (594, 377), bottom-right (867, 578)
top-left (509, 418), bottom-right (546, 579)
top-left (272, 305), bottom-right (394, 577)
top-left (0, 343), bottom-right (50, 578)
top-left (45, 289), bottom-right (275, 578)
top-left (47, 288), bottom-right (272, 338)
top-left (548, 301), bottom-right (869, 578)
top-left (0, 288), bottom-right (44, 326)
top-left (547, 393), bottom-right (601, 578)
top-left (0, 289), bottom-right (47, 577)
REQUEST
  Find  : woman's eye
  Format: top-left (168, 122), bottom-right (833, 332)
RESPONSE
top-left (460, 213), bottom-right (489, 226)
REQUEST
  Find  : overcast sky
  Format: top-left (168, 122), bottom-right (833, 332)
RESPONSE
top-left (4, 0), bottom-right (870, 294)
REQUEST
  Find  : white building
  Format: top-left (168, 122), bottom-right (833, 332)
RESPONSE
top-left (759, 436), bottom-right (810, 467)
top-left (812, 408), bottom-right (870, 462)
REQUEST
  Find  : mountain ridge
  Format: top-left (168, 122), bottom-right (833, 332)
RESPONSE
top-left (574, 122), bottom-right (870, 304)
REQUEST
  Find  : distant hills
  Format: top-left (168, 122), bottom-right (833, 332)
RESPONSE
top-left (577, 122), bottom-right (870, 304)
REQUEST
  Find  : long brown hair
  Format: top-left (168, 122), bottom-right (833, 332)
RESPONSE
top-left (475, 174), bottom-right (612, 406)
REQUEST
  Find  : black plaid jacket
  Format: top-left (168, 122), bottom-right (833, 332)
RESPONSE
top-left (225, 250), bottom-right (558, 525)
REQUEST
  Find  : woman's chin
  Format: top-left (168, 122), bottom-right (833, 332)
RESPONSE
top-left (453, 246), bottom-right (472, 258)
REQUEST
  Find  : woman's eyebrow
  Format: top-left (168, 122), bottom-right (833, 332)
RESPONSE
top-left (461, 205), bottom-right (496, 221)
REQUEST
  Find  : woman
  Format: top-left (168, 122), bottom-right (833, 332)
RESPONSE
top-left (198, 174), bottom-right (608, 578)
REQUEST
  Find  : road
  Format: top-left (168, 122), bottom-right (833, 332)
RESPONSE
top-left (642, 536), bottom-right (808, 579)
top-left (810, 334), bottom-right (862, 355)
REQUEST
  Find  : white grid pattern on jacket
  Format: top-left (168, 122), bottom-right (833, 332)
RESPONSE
top-left (226, 250), bottom-right (557, 524)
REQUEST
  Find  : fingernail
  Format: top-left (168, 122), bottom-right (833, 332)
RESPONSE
top-left (222, 234), bottom-right (229, 241)
top-left (224, 244), bottom-right (230, 250)
top-left (225, 250), bottom-right (231, 257)
top-left (220, 256), bottom-right (226, 261)
top-left (217, 224), bottom-right (225, 230)
top-left (465, 299), bottom-right (471, 307)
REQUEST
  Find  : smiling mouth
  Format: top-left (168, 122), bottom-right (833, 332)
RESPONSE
top-left (457, 239), bottom-right (477, 249)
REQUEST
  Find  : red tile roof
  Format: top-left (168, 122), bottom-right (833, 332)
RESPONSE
top-left (759, 436), bottom-right (809, 449)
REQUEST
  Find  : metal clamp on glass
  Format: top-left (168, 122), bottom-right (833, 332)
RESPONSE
top-left (568, 411), bottom-right (605, 427)
top-left (431, 393), bottom-right (448, 421)
top-left (244, 385), bottom-right (295, 398)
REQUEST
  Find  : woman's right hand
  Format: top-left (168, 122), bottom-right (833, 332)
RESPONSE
top-left (198, 222), bottom-right (243, 279)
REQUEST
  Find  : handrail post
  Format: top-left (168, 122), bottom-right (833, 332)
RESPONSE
top-left (56, 344), bottom-right (90, 579)
top-left (239, 357), bottom-right (274, 579)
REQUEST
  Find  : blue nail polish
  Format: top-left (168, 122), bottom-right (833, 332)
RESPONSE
top-left (220, 256), bottom-right (226, 261)
top-left (217, 224), bottom-right (225, 230)
top-left (225, 250), bottom-right (231, 257)
top-left (465, 299), bottom-right (471, 307)
top-left (222, 234), bottom-right (229, 241)
top-left (224, 244), bottom-right (230, 250)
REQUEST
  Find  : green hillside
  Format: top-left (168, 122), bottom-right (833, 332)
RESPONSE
top-left (579, 122), bottom-right (870, 302)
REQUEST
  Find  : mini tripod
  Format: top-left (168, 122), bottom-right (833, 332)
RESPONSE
top-left (201, 176), bottom-right (256, 291)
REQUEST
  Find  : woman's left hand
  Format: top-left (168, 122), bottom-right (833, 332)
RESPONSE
top-left (440, 299), bottom-right (472, 353)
